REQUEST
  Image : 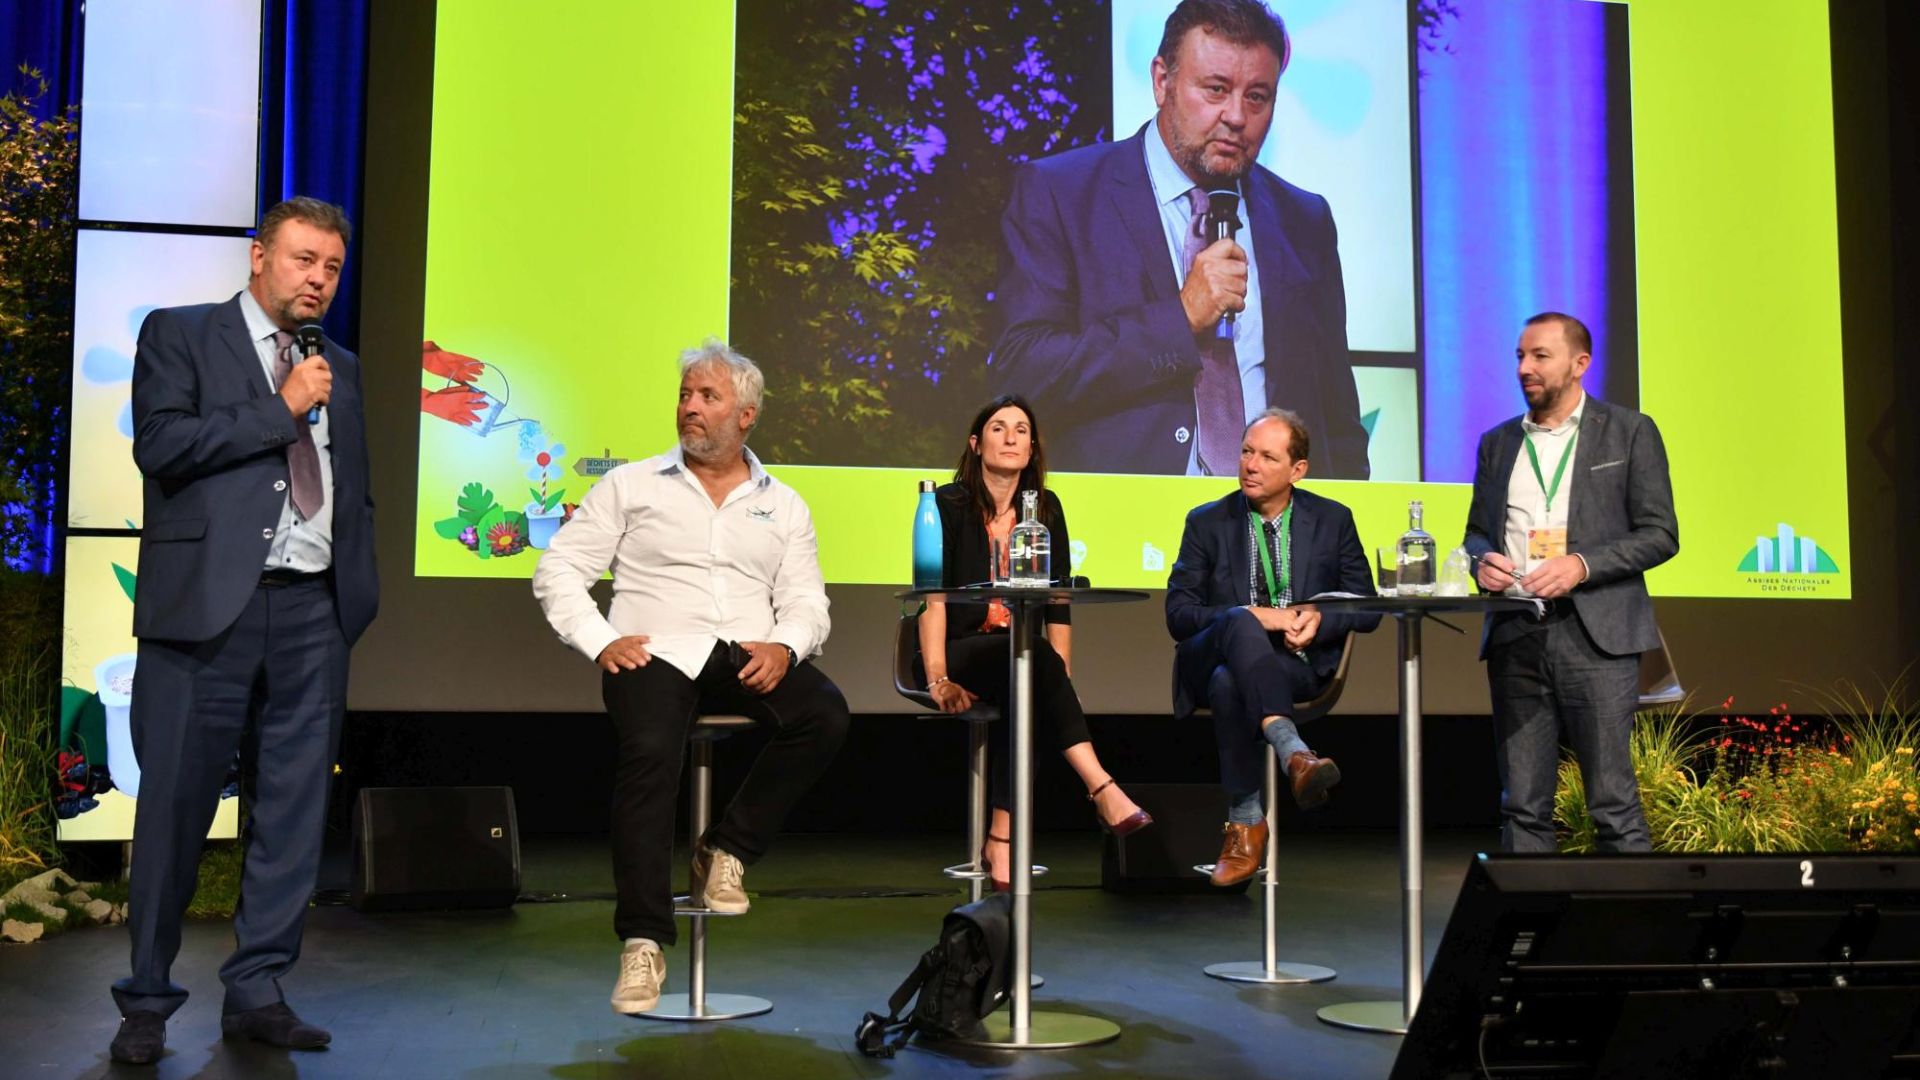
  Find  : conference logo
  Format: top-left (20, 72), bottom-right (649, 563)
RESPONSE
top-left (1737, 522), bottom-right (1840, 595)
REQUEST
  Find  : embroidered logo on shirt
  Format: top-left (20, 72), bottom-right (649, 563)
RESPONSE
top-left (748, 506), bottom-right (775, 521)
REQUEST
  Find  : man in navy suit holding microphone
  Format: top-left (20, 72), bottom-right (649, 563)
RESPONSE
top-left (991, 0), bottom-right (1368, 479)
top-left (109, 197), bottom-right (378, 1064)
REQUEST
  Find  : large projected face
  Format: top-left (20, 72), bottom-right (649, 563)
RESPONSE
top-left (420, 0), bottom-right (1852, 599)
top-left (1150, 28), bottom-right (1283, 187)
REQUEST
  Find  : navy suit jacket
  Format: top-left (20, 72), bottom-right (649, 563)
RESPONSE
top-left (1166, 487), bottom-right (1378, 721)
top-left (1462, 395), bottom-right (1677, 659)
top-left (990, 125), bottom-right (1368, 478)
top-left (130, 294), bottom-right (379, 645)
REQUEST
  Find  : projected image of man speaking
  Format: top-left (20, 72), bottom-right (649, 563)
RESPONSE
top-left (989, 0), bottom-right (1368, 479)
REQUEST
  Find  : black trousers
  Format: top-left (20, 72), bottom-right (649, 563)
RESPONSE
top-left (114, 577), bottom-right (347, 1018)
top-left (940, 632), bottom-right (1091, 812)
top-left (602, 642), bottom-right (849, 944)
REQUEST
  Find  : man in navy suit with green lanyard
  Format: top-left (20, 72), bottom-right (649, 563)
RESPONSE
top-left (1167, 408), bottom-right (1377, 886)
top-left (1463, 312), bottom-right (1678, 853)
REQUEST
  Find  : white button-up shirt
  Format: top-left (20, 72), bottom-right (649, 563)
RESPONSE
top-left (1503, 391), bottom-right (1585, 590)
top-left (531, 445), bottom-right (831, 680)
top-left (237, 288), bottom-right (333, 572)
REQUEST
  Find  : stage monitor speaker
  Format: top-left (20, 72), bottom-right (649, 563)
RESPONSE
top-left (351, 785), bottom-right (521, 912)
top-left (1394, 854), bottom-right (1920, 1080)
top-left (1101, 783), bottom-right (1250, 895)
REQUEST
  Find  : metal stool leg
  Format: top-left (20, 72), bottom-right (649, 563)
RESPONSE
top-left (942, 717), bottom-right (1049, 897)
top-left (640, 732), bottom-right (771, 1021)
top-left (1202, 749), bottom-right (1336, 985)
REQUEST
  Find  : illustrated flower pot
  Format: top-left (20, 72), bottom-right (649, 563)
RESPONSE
top-left (94, 653), bottom-right (141, 798)
top-left (525, 502), bottom-right (565, 549)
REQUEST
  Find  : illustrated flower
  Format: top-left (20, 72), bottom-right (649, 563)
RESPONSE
top-left (458, 525), bottom-right (479, 550)
top-left (487, 521), bottom-right (526, 557)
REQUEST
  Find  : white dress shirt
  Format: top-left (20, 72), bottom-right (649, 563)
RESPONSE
top-left (531, 445), bottom-right (831, 680)
top-left (1503, 391), bottom-right (1585, 592)
top-left (237, 289), bottom-right (333, 572)
top-left (1143, 120), bottom-right (1268, 475)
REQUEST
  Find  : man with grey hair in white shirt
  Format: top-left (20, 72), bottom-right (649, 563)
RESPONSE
top-left (533, 338), bottom-right (850, 1015)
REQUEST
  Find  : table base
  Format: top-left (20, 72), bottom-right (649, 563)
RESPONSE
top-left (638, 992), bottom-right (773, 1022)
top-left (940, 1009), bottom-right (1122, 1049)
top-left (1316, 1000), bottom-right (1408, 1035)
top-left (1204, 960), bottom-right (1335, 985)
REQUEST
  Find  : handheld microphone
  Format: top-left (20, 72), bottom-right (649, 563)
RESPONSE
top-left (295, 323), bottom-right (326, 425)
top-left (1203, 187), bottom-right (1242, 341)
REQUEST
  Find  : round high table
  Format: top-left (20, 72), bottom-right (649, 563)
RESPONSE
top-left (1303, 593), bottom-right (1541, 1036)
top-left (899, 585), bottom-right (1148, 1050)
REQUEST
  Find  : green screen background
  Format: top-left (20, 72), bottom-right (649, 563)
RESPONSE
top-left (418, 0), bottom-right (1849, 599)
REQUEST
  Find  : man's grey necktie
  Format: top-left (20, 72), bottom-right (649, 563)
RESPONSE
top-left (270, 330), bottom-right (325, 521)
top-left (1183, 186), bottom-right (1247, 477)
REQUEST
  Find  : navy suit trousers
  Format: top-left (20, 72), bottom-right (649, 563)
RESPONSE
top-left (1178, 608), bottom-right (1327, 801)
top-left (114, 576), bottom-right (347, 1018)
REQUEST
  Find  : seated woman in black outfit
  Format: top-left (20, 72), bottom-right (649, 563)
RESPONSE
top-left (919, 395), bottom-right (1151, 890)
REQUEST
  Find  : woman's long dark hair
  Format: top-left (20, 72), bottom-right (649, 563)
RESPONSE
top-left (952, 394), bottom-right (1047, 523)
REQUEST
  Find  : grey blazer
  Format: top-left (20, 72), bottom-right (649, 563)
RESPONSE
top-left (1461, 395), bottom-right (1678, 658)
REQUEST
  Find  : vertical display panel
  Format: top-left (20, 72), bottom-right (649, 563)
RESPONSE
top-left (77, 0), bottom-right (263, 226)
top-left (66, 230), bottom-right (256, 529)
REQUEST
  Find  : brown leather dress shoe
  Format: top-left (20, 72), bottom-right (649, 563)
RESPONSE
top-left (1210, 820), bottom-right (1268, 886)
top-left (1286, 751), bottom-right (1342, 809)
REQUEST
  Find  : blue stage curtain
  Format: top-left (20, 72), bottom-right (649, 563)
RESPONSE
top-left (0, 1), bottom-right (83, 117)
top-left (263, 0), bottom-right (372, 350)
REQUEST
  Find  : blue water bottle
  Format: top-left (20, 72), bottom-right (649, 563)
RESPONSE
top-left (912, 480), bottom-right (943, 589)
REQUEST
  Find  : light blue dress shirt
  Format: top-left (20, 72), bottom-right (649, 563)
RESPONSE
top-left (1142, 121), bottom-right (1269, 476)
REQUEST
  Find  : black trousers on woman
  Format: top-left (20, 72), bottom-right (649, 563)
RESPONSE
top-left (601, 641), bottom-right (850, 945)
top-left (938, 632), bottom-right (1091, 811)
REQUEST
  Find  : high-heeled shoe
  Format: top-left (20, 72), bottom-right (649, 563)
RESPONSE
top-left (982, 832), bottom-right (1011, 893)
top-left (1088, 779), bottom-right (1153, 837)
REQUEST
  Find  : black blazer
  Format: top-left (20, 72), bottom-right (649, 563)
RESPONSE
top-left (1462, 395), bottom-right (1677, 659)
top-left (1166, 487), bottom-right (1377, 721)
top-left (935, 482), bottom-right (1070, 640)
top-left (130, 294), bottom-right (380, 645)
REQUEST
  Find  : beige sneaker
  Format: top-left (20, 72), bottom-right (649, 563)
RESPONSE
top-left (611, 939), bottom-right (665, 1014)
top-left (690, 843), bottom-right (749, 914)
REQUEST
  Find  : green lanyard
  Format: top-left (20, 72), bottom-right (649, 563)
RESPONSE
top-left (1522, 427), bottom-right (1579, 514)
top-left (1250, 505), bottom-right (1292, 605)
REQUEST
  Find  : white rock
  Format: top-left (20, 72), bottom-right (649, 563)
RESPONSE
top-left (84, 899), bottom-right (114, 921)
top-left (1, 919), bottom-right (45, 944)
top-left (66, 890), bottom-right (93, 905)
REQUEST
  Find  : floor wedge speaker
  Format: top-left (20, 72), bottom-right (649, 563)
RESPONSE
top-left (1395, 854), bottom-right (1920, 1079)
top-left (351, 786), bottom-right (521, 911)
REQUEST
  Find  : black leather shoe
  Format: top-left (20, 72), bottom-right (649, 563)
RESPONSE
top-left (109, 1010), bottom-right (167, 1065)
top-left (220, 1002), bottom-right (331, 1050)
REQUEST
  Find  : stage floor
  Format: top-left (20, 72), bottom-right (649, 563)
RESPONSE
top-left (1, 829), bottom-right (1491, 1079)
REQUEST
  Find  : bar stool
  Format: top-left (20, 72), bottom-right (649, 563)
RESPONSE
top-left (892, 614), bottom-right (1048, 905)
top-left (639, 714), bottom-right (772, 1022)
top-left (1193, 632), bottom-right (1356, 985)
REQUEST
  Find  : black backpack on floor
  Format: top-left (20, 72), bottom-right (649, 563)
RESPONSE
top-left (855, 892), bottom-right (1012, 1057)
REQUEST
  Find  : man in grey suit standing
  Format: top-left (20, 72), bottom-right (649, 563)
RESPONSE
top-left (1463, 312), bottom-right (1677, 853)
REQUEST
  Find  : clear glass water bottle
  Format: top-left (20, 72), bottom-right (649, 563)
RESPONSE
top-left (1008, 489), bottom-right (1052, 586)
top-left (912, 480), bottom-right (942, 589)
top-left (1397, 500), bottom-right (1436, 597)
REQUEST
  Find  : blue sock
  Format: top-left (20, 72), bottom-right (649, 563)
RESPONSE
top-left (1261, 715), bottom-right (1308, 762)
top-left (1226, 790), bottom-right (1265, 826)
